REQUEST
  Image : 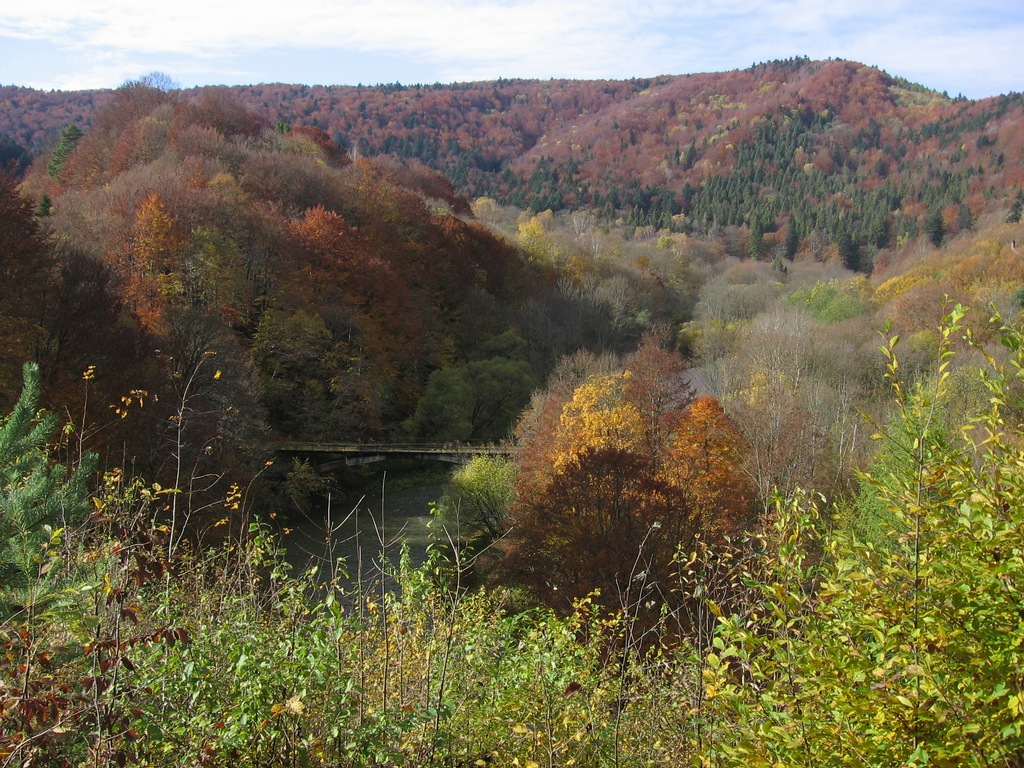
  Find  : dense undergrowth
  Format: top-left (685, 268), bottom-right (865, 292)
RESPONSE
top-left (5, 305), bottom-right (1024, 766)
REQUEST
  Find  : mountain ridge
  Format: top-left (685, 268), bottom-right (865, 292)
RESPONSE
top-left (4, 58), bottom-right (1024, 262)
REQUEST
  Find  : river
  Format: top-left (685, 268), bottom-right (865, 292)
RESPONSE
top-left (278, 476), bottom-right (448, 591)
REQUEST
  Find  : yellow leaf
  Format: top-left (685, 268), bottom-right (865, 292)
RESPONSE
top-left (285, 695), bottom-right (305, 715)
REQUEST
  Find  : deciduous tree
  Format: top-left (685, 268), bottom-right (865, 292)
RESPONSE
top-left (499, 446), bottom-right (694, 617)
top-left (501, 333), bottom-right (751, 620)
top-left (668, 396), bottom-right (753, 535)
top-left (115, 191), bottom-right (187, 330)
top-left (437, 454), bottom-right (516, 546)
top-left (702, 307), bottom-right (1024, 764)
top-left (622, 328), bottom-right (694, 469)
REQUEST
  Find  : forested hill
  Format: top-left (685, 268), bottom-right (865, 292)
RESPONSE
top-left (4, 58), bottom-right (1024, 254)
top-left (3, 59), bottom-right (1024, 502)
top-left (0, 80), bottom-right (570, 512)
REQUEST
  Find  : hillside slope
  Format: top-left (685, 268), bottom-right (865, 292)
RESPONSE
top-left (0, 84), bottom-right (576, 517)
top-left (4, 59), bottom-right (1024, 260)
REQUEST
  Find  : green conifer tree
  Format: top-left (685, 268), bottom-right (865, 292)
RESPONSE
top-left (1007, 190), bottom-right (1024, 224)
top-left (46, 123), bottom-right (83, 181)
top-left (783, 217), bottom-right (799, 260)
top-left (0, 362), bottom-right (95, 618)
top-left (35, 194), bottom-right (52, 217)
top-left (924, 207), bottom-right (946, 246)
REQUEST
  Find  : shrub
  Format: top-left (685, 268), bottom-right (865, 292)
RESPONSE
top-left (701, 305), bottom-right (1024, 764)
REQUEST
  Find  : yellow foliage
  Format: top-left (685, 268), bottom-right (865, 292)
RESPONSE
top-left (133, 192), bottom-right (185, 274)
top-left (948, 239), bottom-right (1024, 294)
top-left (517, 213), bottom-right (559, 264)
top-left (282, 132), bottom-right (325, 161)
top-left (471, 196), bottom-right (495, 213)
top-left (729, 368), bottom-right (792, 408)
top-left (561, 253), bottom-right (595, 283)
top-left (874, 271), bottom-right (929, 304)
top-left (208, 171), bottom-right (246, 203)
top-left (553, 373), bottom-right (644, 469)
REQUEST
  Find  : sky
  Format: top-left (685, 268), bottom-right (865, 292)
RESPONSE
top-left (1, 1), bottom-right (1021, 100)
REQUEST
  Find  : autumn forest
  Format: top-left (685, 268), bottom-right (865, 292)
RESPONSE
top-left (3, 58), bottom-right (1024, 765)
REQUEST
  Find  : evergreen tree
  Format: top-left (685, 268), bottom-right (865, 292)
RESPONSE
top-left (46, 124), bottom-right (84, 181)
top-left (783, 217), bottom-right (799, 260)
top-left (924, 207), bottom-right (946, 246)
top-left (1007, 190), bottom-right (1024, 224)
top-left (35, 194), bottom-right (52, 217)
top-left (681, 140), bottom-right (697, 171)
top-left (957, 202), bottom-right (974, 232)
top-left (0, 134), bottom-right (31, 176)
top-left (748, 220), bottom-right (765, 259)
top-left (0, 363), bottom-right (95, 618)
top-left (837, 228), bottom-right (860, 272)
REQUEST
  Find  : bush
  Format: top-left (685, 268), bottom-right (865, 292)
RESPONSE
top-left (701, 306), bottom-right (1024, 764)
top-left (12, 304), bottom-right (1024, 766)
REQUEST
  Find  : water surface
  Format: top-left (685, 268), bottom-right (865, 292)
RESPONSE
top-left (279, 480), bottom-right (446, 590)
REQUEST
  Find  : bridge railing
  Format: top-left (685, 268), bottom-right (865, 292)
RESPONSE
top-left (275, 441), bottom-right (511, 455)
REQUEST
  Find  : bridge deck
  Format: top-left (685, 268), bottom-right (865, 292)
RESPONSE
top-left (275, 442), bottom-right (510, 470)
top-left (277, 442), bottom-right (510, 455)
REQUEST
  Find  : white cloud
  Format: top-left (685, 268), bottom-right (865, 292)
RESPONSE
top-left (1, 0), bottom-right (1021, 96)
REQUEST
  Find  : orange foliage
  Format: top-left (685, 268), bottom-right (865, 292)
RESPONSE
top-left (170, 88), bottom-right (267, 139)
top-left (107, 113), bottom-right (168, 175)
top-left (498, 446), bottom-right (694, 618)
top-left (289, 205), bottom-right (354, 268)
top-left (502, 335), bottom-right (752, 617)
top-left (622, 329), bottom-right (694, 467)
top-left (1, 80), bottom-right (547, 474)
top-left (132, 192), bottom-right (186, 274)
top-left (110, 191), bottom-right (187, 331)
top-left (669, 396), bottom-right (754, 535)
top-left (58, 83), bottom-right (172, 189)
top-left (0, 169), bottom-right (154, 461)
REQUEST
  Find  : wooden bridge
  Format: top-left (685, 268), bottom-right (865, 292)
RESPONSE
top-left (274, 441), bottom-right (511, 473)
